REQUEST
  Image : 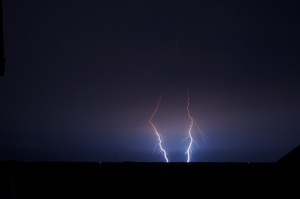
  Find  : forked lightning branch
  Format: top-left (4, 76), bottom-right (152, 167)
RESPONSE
top-left (149, 86), bottom-right (208, 162)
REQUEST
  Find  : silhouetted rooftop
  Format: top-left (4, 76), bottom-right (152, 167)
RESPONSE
top-left (277, 145), bottom-right (300, 167)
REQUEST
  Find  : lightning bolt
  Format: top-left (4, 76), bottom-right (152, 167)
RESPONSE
top-left (183, 86), bottom-right (209, 162)
top-left (149, 87), bottom-right (172, 162)
top-left (185, 86), bottom-right (194, 162)
top-left (147, 42), bottom-right (209, 162)
top-left (194, 123), bottom-right (210, 143)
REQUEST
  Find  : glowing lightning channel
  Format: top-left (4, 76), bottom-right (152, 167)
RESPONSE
top-left (149, 87), bottom-right (172, 162)
top-left (185, 86), bottom-right (194, 163)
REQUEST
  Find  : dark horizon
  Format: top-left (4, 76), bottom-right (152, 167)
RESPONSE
top-left (1, 0), bottom-right (300, 162)
top-left (1, 158), bottom-right (293, 199)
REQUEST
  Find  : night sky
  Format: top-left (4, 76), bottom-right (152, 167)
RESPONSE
top-left (1, 0), bottom-right (300, 162)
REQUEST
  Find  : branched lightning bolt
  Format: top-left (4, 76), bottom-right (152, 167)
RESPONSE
top-left (147, 42), bottom-right (208, 162)
top-left (183, 86), bottom-right (209, 162)
top-left (185, 86), bottom-right (194, 162)
top-left (194, 123), bottom-right (210, 143)
top-left (149, 87), bottom-right (172, 162)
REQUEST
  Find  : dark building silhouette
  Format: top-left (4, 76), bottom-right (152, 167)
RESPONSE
top-left (277, 144), bottom-right (300, 170)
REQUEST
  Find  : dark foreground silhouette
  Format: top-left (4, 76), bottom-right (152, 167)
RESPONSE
top-left (1, 145), bottom-right (300, 198)
top-left (0, 160), bottom-right (298, 199)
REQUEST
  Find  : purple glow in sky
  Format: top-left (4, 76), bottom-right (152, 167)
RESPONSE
top-left (1, 0), bottom-right (300, 162)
